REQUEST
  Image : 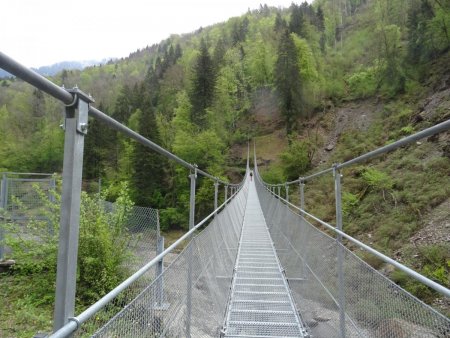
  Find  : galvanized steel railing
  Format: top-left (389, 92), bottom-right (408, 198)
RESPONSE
top-left (2, 48), bottom-right (450, 338)
top-left (0, 51), bottom-right (244, 337)
top-left (65, 182), bottom-right (249, 338)
top-left (254, 119), bottom-right (450, 337)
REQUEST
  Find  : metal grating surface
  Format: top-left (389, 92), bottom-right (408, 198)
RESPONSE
top-left (224, 181), bottom-right (308, 337)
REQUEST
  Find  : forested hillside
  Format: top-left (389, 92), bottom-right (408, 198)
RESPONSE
top-left (1, 0), bottom-right (449, 312)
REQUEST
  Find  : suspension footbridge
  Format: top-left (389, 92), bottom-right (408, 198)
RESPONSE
top-left (1, 51), bottom-right (449, 338)
top-left (223, 178), bottom-right (308, 337)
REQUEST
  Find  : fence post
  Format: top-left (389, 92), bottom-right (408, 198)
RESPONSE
top-left (155, 210), bottom-right (166, 308)
top-left (214, 180), bottom-right (219, 215)
top-left (334, 164), bottom-right (346, 338)
top-left (299, 178), bottom-right (305, 211)
top-left (49, 176), bottom-right (56, 204)
top-left (53, 88), bottom-right (93, 331)
top-left (0, 173), bottom-right (8, 260)
top-left (285, 184), bottom-right (289, 203)
top-left (277, 186), bottom-right (281, 198)
top-left (186, 167), bottom-right (197, 337)
top-left (224, 185), bottom-right (228, 203)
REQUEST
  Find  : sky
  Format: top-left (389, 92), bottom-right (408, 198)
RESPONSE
top-left (1, 0), bottom-right (305, 68)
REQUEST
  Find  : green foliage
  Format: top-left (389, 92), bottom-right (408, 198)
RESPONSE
top-left (189, 38), bottom-right (216, 129)
top-left (346, 65), bottom-right (378, 99)
top-left (244, 33), bottom-right (276, 87)
top-left (159, 207), bottom-right (185, 231)
top-left (399, 124), bottom-right (414, 136)
top-left (342, 191), bottom-right (359, 216)
top-left (280, 137), bottom-right (311, 180)
top-left (361, 167), bottom-right (393, 192)
top-left (130, 107), bottom-right (166, 208)
top-left (260, 164), bottom-right (286, 184)
top-left (275, 30), bottom-right (304, 135)
top-left (3, 180), bottom-right (135, 305)
top-left (173, 129), bottom-right (225, 170)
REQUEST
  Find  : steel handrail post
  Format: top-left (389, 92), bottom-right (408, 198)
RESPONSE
top-left (285, 184), bottom-right (289, 203)
top-left (224, 185), bottom-right (228, 204)
top-left (186, 167), bottom-right (197, 337)
top-left (155, 210), bottom-right (165, 307)
top-left (0, 173), bottom-right (8, 260)
top-left (298, 177), bottom-right (306, 278)
top-left (53, 88), bottom-right (93, 331)
top-left (214, 180), bottom-right (219, 216)
top-left (299, 178), bottom-right (305, 211)
top-left (334, 165), bottom-right (346, 338)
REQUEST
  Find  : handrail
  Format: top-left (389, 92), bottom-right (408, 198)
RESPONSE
top-left (266, 188), bottom-right (450, 298)
top-left (1, 172), bottom-right (54, 176)
top-left (338, 119), bottom-right (450, 169)
top-left (0, 51), bottom-right (74, 104)
top-left (48, 189), bottom-right (243, 338)
top-left (269, 118), bottom-right (450, 185)
top-left (0, 51), bottom-right (238, 187)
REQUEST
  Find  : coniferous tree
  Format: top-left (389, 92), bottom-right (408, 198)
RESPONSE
top-left (83, 103), bottom-right (114, 180)
top-left (131, 107), bottom-right (166, 207)
top-left (213, 37), bottom-right (227, 68)
top-left (113, 85), bottom-right (135, 123)
top-left (289, 4), bottom-right (306, 37)
top-left (189, 38), bottom-right (216, 129)
top-left (232, 17), bottom-right (250, 45)
top-left (275, 12), bottom-right (287, 32)
top-left (175, 43), bottom-right (182, 60)
top-left (275, 30), bottom-right (303, 136)
top-left (407, 0), bottom-right (436, 63)
top-left (316, 6), bottom-right (325, 32)
top-left (32, 89), bottom-right (45, 118)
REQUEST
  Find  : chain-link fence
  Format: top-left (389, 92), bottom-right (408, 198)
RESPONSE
top-left (0, 172), bottom-right (56, 259)
top-left (0, 172), bottom-right (55, 221)
top-left (73, 182), bottom-right (249, 338)
top-left (102, 201), bottom-right (159, 271)
top-left (255, 175), bottom-right (450, 338)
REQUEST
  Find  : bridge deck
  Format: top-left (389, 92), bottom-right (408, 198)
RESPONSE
top-left (223, 180), bottom-right (308, 337)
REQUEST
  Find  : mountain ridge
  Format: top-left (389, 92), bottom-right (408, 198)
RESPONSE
top-left (0, 58), bottom-right (111, 78)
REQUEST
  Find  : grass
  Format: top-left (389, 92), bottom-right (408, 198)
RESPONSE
top-left (162, 228), bottom-right (188, 251)
top-left (254, 130), bottom-right (288, 164)
top-left (0, 273), bottom-right (53, 337)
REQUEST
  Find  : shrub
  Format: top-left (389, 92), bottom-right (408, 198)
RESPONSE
top-left (3, 180), bottom-right (134, 305)
top-left (280, 138), bottom-right (312, 180)
top-left (342, 191), bottom-right (359, 216)
top-left (346, 66), bottom-right (378, 99)
top-left (160, 207), bottom-right (186, 231)
top-left (361, 167), bottom-right (393, 192)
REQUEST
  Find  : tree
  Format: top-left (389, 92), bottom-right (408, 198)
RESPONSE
top-left (232, 17), bottom-right (250, 45)
top-left (213, 37), bottom-right (227, 69)
top-left (275, 30), bottom-right (304, 136)
top-left (83, 103), bottom-right (115, 180)
top-left (289, 3), bottom-right (306, 37)
top-left (189, 38), bottom-right (216, 129)
top-left (130, 106), bottom-right (166, 207)
top-left (274, 12), bottom-right (287, 33)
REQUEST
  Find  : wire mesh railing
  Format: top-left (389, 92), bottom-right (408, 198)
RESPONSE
top-left (102, 201), bottom-right (159, 271)
top-left (56, 180), bottom-right (249, 338)
top-left (254, 168), bottom-right (450, 338)
top-left (0, 172), bottom-right (56, 259)
top-left (0, 172), bottom-right (55, 221)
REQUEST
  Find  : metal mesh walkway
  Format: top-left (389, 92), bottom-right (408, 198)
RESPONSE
top-left (223, 179), bottom-right (308, 337)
